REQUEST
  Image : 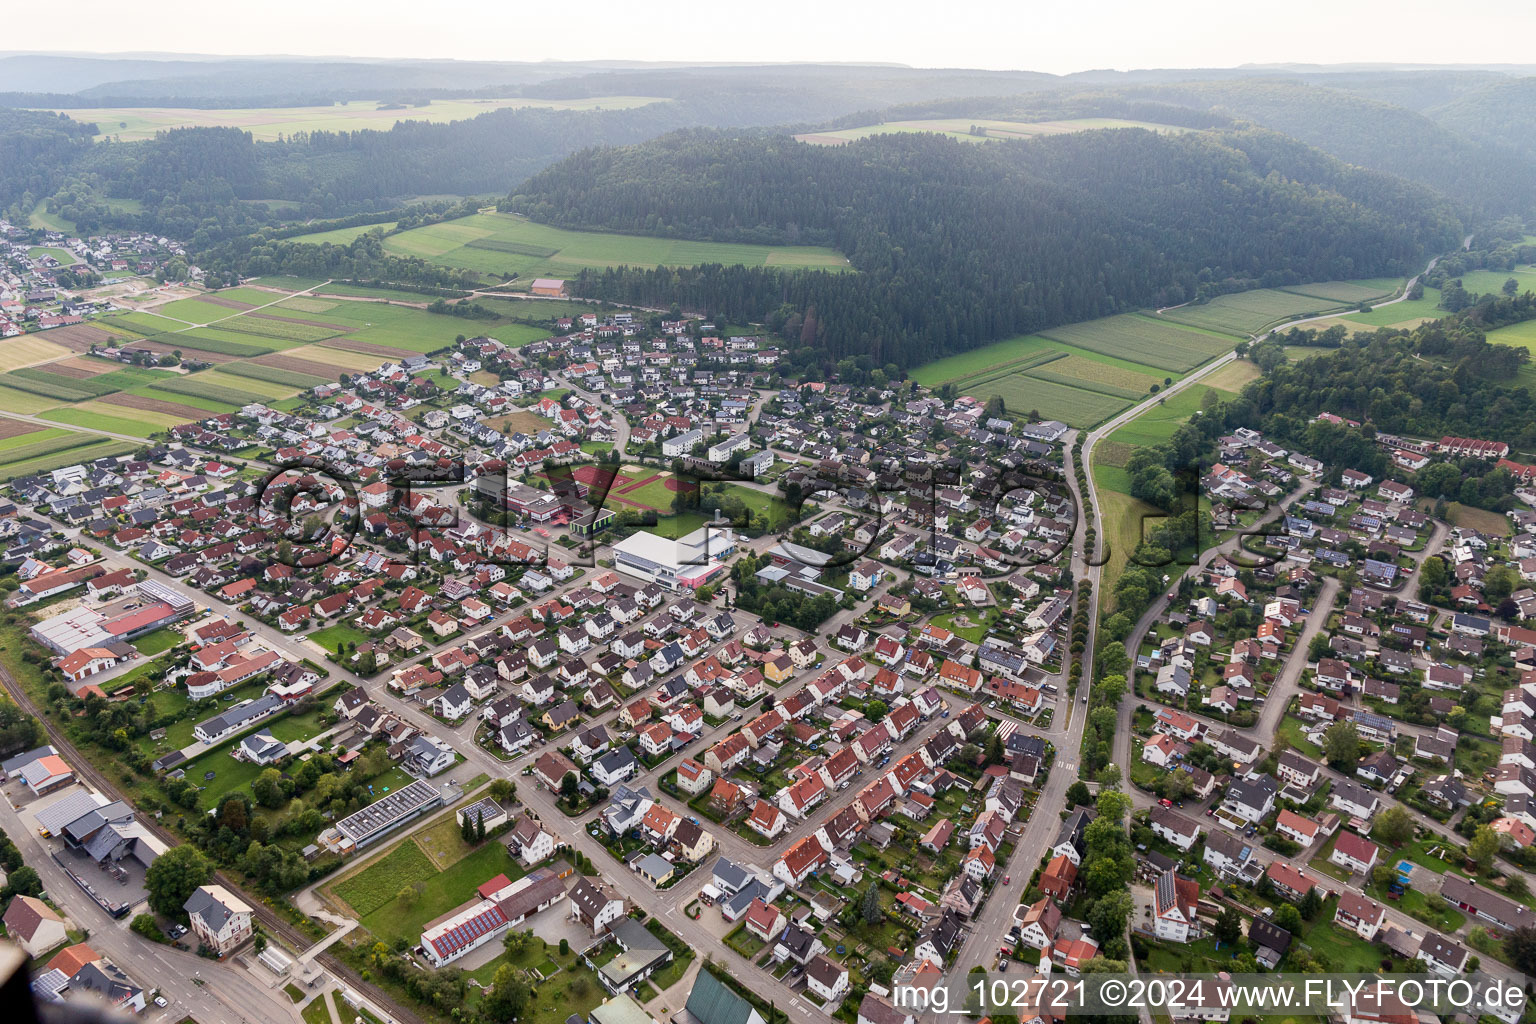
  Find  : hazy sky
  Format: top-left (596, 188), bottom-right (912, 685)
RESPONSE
top-left (15, 0), bottom-right (1536, 75)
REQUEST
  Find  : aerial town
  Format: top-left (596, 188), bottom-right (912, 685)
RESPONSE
top-left (4, 266), bottom-right (1536, 1024)
top-left (2, 45), bottom-right (1536, 1024)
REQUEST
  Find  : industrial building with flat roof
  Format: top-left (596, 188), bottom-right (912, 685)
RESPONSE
top-left (333, 779), bottom-right (444, 850)
top-left (612, 526), bottom-right (735, 590)
top-left (31, 580), bottom-right (195, 655)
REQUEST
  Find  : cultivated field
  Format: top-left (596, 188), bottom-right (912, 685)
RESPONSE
top-left (283, 222), bottom-right (398, 246)
top-left (1280, 277), bottom-right (1401, 304)
top-left (48, 96), bottom-right (669, 142)
top-left (300, 211), bottom-right (851, 282)
top-left (978, 375), bottom-right (1131, 427)
top-left (40, 403), bottom-right (194, 436)
top-left (1039, 315), bottom-right (1233, 373)
top-left (0, 336), bottom-right (73, 371)
top-left (1159, 277), bottom-right (1404, 337)
top-left (909, 323), bottom-right (1225, 428)
top-left (793, 117), bottom-right (1188, 146)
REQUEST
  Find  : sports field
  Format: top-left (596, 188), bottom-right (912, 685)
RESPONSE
top-left (793, 117), bottom-right (1188, 146)
top-left (48, 96), bottom-right (669, 142)
top-left (300, 211), bottom-right (851, 282)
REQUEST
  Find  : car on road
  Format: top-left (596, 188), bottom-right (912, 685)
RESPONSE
top-left (154, 997), bottom-right (169, 1008)
top-left (1159, 798), bottom-right (1173, 808)
top-left (1003, 875), bottom-right (1010, 884)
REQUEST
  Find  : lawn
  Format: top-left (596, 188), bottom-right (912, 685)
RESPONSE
top-left (357, 840), bottom-right (520, 945)
top-left (1301, 909), bottom-right (1394, 972)
top-left (28, 245), bottom-right (77, 266)
top-left (373, 211), bottom-right (851, 282)
top-left (333, 840), bottom-right (440, 917)
top-left (181, 748), bottom-right (269, 809)
top-left (1276, 716), bottom-right (1324, 760)
top-left (1454, 266), bottom-right (1536, 298)
top-left (132, 628), bottom-right (183, 656)
top-left (309, 623), bottom-right (370, 656)
top-left (1105, 384), bottom-right (1232, 449)
top-left (1340, 287), bottom-right (1446, 327)
top-left (301, 994), bottom-right (332, 1024)
top-left (1091, 463), bottom-right (1163, 611)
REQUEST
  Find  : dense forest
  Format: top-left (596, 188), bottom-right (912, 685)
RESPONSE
top-left (504, 127), bottom-right (1460, 367)
top-left (0, 104), bottom-right (725, 245)
top-left (860, 79), bottom-right (1536, 217)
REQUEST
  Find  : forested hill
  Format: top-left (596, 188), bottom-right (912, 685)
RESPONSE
top-left (505, 128), bottom-right (1463, 368)
top-left (849, 80), bottom-right (1536, 218)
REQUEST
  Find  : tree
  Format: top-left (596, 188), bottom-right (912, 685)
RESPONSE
top-left (252, 768), bottom-right (287, 809)
top-left (1273, 903), bottom-right (1303, 933)
top-left (481, 964), bottom-right (533, 1022)
top-left (560, 773), bottom-right (579, 800)
top-left (1298, 887), bottom-right (1323, 921)
top-left (1372, 806), bottom-right (1414, 848)
top-left (502, 929), bottom-right (530, 957)
top-left (2, 865), bottom-right (42, 900)
top-left (1505, 925), bottom-right (1536, 974)
top-left (475, 810), bottom-right (486, 843)
top-left (1065, 781), bottom-right (1092, 809)
top-left (144, 845), bottom-right (214, 916)
top-left (1087, 890), bottom-right (1134, 944)
top-left (1214, 907), bottom-right (1243, 945)
top-left (861, 881), bottom-right (882, 925)
top-left (460, 813), bottom-right (475, 843)
top-left (488, 778), bottom-right (515, 803)
top-left (1323, 721), bottom-right (1361, 769)
top-left (1468, 825), bottom-right (1500, 872)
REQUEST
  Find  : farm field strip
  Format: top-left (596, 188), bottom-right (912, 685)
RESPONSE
top-left (976, 374), bottom-right (1131, 427)
top-left (1153, 279), bottom-right (1404, 337)
top-left (220, 361), bottom-right (331, 389)
top-left (39, 402), bottom-right (194, 436)
top-left (1027, 353), bottom-right (1160, 394)
top-left (0, 431), bottom-right (102, 466)
top-left (1038, 314), bottom-right (1233, 371)
top-left (0, 337), bottom-right (74, 371)
top-left (0, 438), bottom-right (138, 480)
top-left (53, 96), bottom-right (669, 142)
top-left (793, 116), bottom-right (1188, 146)
top-left (339, 211), bottom-right (851, 282)
top-left (1278, 277), bottom-right (1401, 304)
top-left (1026, 366), bottom-right (1146, 400)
